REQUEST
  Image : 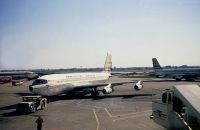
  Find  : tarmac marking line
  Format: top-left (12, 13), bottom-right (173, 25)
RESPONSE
top-left (74, 104), bottom-right (93, 110)
top-left (131, 101), bottom-right (152, 104)
top-left (93, 109), bottom-right (100, 130)
top-left (81, 104), bottom-right (103, 109)
top-left (67, 99), bottom-right (76, 104)
top-left (76, 99), bottom-right (85, 105)
top-left (74, 104), bottom-right (103, 110)
top-left (113, 113), bottom-right (150, 122)
top-left (112, 110), bottom-right (152, 118)
top-left (104, 108), bottom-right (112, 118)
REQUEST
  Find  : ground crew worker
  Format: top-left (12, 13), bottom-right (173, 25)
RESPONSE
top-left (36, 116), bottom-right (43, 130)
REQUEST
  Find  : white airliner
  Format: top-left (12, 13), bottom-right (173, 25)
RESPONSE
top-left (29, 53), bottom-right (143, 96)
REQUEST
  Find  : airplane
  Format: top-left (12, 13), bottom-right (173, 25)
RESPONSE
top-left (29, 53), bottom-right (143, 96)
top-left (152, 58), bottom-right (200, 81)
top-left (0, 71), bottom-right (38, 81)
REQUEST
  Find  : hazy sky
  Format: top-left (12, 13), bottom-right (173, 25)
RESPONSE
top-left (0, 0), bottom-right (200, 69)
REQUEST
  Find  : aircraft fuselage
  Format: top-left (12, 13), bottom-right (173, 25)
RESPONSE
top-left (29, 72), bottom-right (111, 96)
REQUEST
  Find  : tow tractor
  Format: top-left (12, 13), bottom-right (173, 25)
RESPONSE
top-left (16, 96), bottom-right (47, 113)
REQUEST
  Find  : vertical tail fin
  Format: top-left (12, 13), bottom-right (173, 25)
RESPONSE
top-left (104, 53), bottom-right (112, 72)
top-left (152, 58), bottom-right (162, 70)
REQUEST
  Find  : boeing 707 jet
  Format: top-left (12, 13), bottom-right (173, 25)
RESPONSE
top-left (152, 58), bottom-right (200, 81)
top-left (29, 53), bottom-right (143, 96)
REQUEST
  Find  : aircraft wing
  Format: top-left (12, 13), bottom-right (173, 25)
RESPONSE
top-left (72, 78), bottom-right (176, 92)
top-left (111, 72), bottom-right (135, 76)
top-left (140, 78), bottom-right (176, 82)
top-left (73, 81), bottom-right (137, 91)
top-left (66, 80), bottom-right (141, 96)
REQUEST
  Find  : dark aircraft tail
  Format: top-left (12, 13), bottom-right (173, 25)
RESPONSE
top-left (152, 58), bottom-right (162, 70)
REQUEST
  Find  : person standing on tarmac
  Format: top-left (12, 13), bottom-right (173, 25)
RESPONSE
top-left (36, 116), bottom-right (43, 130)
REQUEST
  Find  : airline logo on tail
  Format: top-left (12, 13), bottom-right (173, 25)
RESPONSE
top-left (104, 53), bottom-right (112, 72)
top-left (152, 58), bottom-right (162, 70)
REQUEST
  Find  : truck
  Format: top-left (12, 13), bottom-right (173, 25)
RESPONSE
top-left (151, 85), bottom-right (200, 130)
top-left (12, 80), bottom-right (23, 86)
top-left (16, 96), bottom-right (47, 113)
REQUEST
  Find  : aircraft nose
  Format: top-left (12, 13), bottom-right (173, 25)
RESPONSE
top-left (29, 85), bottom-right (33, 92)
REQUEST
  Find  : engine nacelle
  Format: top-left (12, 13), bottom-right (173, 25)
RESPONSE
top-left (102, 84), bottom-right (113, 94)
top-left (134, 84), bottom-right (143, 90)
top-left (134, 81), bottom-right (143, 91)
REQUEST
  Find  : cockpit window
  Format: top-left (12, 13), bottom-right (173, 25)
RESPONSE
top-left (32, 79), bottom-right (47, 85)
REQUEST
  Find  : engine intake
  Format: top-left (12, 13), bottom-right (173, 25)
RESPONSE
top-left (134, 85), bottom-right (143, 90)
top-left (134, 81), bottom-right (143, 91)
top-left (102, 84), bottom-right (113, 94)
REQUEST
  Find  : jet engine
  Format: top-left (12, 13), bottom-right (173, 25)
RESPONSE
top-left (134, 81), bottom-right (143, 91)
top-left (102, 84), bottom-right (113, 94)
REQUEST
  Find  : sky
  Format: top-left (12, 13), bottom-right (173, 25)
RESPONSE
top-left (0, 0), bottom-right (200, 69)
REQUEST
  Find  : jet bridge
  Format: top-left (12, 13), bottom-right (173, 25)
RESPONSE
top-left (152, 85), bottom-right (200, 130)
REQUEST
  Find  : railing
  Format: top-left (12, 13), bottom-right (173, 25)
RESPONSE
top-left (175, 112), bottom-right (192, 130)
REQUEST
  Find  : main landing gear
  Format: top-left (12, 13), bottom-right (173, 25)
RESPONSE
top-left (91, 88), bottom-right (99, 97)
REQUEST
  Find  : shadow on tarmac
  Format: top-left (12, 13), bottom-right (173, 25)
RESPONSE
top-left (0, 104), bottom-right (17, 111)
top-left (0, 104), bottom-right (30, 117)
top-left (15, 92), bottom-right (34, 96)
top-left (2, 111), bottom-right (47, 117)
top-left (2, 111), bottom-right (29, 117)
top-left (1, 93), bottom-right (152, 117)
top-left (46, 93), bottom-right (153, 102)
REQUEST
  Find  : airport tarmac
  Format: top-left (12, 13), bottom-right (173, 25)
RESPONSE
top-left (0, 77), bottom-right (199, 130)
